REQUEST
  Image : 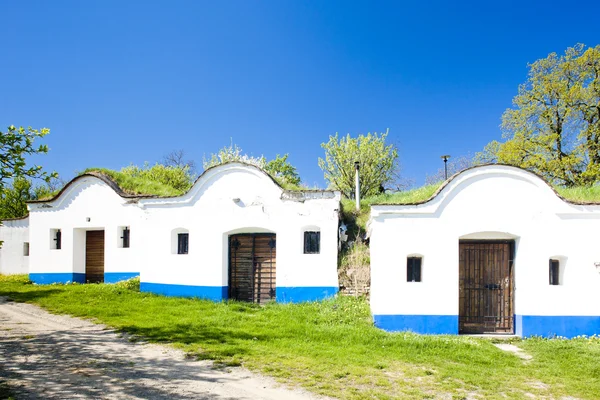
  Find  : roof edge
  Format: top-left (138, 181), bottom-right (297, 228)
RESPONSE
top-left (27, 162), bottom-right (336, 205)
top-left (371, 163), bottom-right (600, 207)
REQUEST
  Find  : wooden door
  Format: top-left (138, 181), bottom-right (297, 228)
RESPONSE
top-left (459, 241), bottom-right (513, 334)
top-left (229, 234), bottom-right (276, 304)
top-left (85, 230), bottom-right (105, 283)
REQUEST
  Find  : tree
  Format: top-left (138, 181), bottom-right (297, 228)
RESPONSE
top-left (0, 125), bottom-right (57, 190)
top-left (265, 154), bottom-right (301, 187)
top-left (203, 143), bottom-right (302, 187)
top-left (0, 177), bottom-right (58, 219)
top-left (477, 44), bottom-right (600, 187)
top-left (318, 130), bottom-right (399, 198)
top-left (425, 155), bottom-right (475, 185)
top-left (162, 149), bottom-right (197, 177)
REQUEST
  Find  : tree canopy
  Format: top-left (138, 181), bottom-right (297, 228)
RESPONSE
top-left (477, 44), bottom-right (600, 187)
top-left (318, 130), bottom-right (399, 198)
top-left (0, 125), bottom-right (57, 190)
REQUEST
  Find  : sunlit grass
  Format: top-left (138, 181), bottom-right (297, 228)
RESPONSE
top-left (1, 274), bottom-right (599, 399)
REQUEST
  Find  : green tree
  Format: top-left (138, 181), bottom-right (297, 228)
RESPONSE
top-left (477, 44), bottom-right (600, 186)
top-left (0, 125), bottom-right (57, 190)
top-left (0, 178), bottom-right (57, 219)
top-left (265, 154), bottom-right (301, 187)
top-left (318, 130), bottom-right (399, 198)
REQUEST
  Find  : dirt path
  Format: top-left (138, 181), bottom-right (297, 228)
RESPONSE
top-left (0, 297), bottom-right (329, 400)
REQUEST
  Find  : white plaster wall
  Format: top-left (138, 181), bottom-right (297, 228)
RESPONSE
top-left (369, 165), bottom-right (600, 318)
top-left (0, 218), bottom-right (30, 274)
top-left (28, 177), bottom-right (145, 276)
top-left (26, 164), bottom-right (340, 290)
top-left (139, 164), bottom-right (340, 289)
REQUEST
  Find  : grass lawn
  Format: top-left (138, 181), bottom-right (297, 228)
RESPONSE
top-left (1, 275), bottom-right (599, 399)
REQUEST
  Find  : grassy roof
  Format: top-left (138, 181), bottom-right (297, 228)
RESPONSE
top-left (80, 167), bottom-right (187, 197)
top-left (554, 185), bottom-right (600, 203)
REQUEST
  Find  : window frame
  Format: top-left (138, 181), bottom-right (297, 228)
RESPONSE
top-left (121, 227), bottom-right (130, 248)
top-left (303, 231), bottom-right (321, 254)
top-left (549, 259), bottom-right (560, 285)
top-left (177, 232), bottom-right (189, 255)
top-left (407, 256), bottom-right (422, 282)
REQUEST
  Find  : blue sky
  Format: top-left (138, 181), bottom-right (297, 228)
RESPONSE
top-left (2, 1), bottom-right (599, 188)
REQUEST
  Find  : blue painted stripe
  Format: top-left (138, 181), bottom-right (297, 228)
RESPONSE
top-left (276, 286), bottom-right (338, 303)
top-left (516, 315), bottom-right (600, 338)
top-left (374, 315), bottom-right (459, 335)
top-left (29, 273), bottom-right (86, 285)
top-left (140, 282), bottom-right (227, 301)
top-left (104, 272), bottom-right (139, 284)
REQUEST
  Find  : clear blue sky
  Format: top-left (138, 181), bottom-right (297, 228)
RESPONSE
top-left (2, 1), bottom-right (599, 188)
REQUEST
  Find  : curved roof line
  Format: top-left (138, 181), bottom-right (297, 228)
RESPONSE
top-left (373, 163), bottom-right (600, 206)
top-left (27, 162), bottom-right (333, 205)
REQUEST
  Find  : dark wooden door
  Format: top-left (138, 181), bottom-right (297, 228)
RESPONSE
top-left (459, 241), bottom-right (513, 334)
top-left (86, 230), bottom-right (105, 283)
top-left (229, 234), bottom-right (276, 304)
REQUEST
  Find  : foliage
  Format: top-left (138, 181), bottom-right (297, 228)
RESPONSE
top-left (477, 44), bottom-right (600, 187)
top-left (318, 130), bottom-right (399, 198)
top-left (2, 274), bottom-right (600, 399)
top-left (0, 125), bottom-right (57, 191)
top-left (81, 165), bottom-right (192, 197)
top-left (425, 154), bottom-right (475, 185)
top-left (264, 154), bottom-right (301, 187)
top-left (338, 241), bottom-right (370, 296)
top-left (0, 178), bottom-right (60, 219)
top-left (204, 143), bottom-right (302, 188)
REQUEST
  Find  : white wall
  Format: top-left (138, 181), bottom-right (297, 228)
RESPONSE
top-left (369, 165), bottom-right (600, 320)
top-left (138, 164), bottom-right (340, 290)
top-left (0, 217), bottom-right (30, 274)
top-left (26, 164), bottom-right (340, 294)
top-left (28, 177), bottom-right (145, 278)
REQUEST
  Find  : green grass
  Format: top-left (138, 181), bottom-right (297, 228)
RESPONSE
top-left (555, 185), bottom-right (600, 203)
top-left (80, 167), bottom-right (186, 197)
top-left (1, 275), bottom-right (599, 399)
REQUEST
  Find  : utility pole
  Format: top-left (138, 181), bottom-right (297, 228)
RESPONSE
top-left (354, 161), bottom-right (360, 212)
top-left (441, 155), bottom-right (451, 180)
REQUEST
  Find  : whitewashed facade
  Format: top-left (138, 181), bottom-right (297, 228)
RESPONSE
top-left (23, 163), bottom-right (340, 303)
top-left (369, 165), bottom-right (600, 338)
top-left (0, 217), bottom-right (30, 275)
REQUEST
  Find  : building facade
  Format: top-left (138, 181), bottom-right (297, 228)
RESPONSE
top-left (369, 165), bottom-right (600, 338)
top-left (21, 163), bottom-right (340, 303)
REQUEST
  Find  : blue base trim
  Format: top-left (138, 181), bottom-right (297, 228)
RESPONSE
top-left (276, 286), bottom-right (338, 303)
top-left (104, 272), bottom-right (139, 284)
top-left (374, 315), bottom-right (459, 335)
top-left (140, 282), bottom-right (227, 301)
top-left (29, 273), bottom-right (86, 285)
top-left (516, 315), bottom-right (600, 338)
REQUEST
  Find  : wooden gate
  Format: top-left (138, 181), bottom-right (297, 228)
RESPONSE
top-left (85, 230), bottom-right (105, 283)
top-left (228, 233), bottom-right (276, 304)
top-left (459, 241), bottom-right (514, 334)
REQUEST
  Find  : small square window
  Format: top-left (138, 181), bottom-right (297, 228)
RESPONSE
top-left (23, 242), bottom-right (30, 256)
top-left (177, 233), bottom-right (189, 255)
top-left (304, 231), bottom-right (320, 254)
top-left (549, 259), bottom-right (560, 285)
top-left (407, 257), bottom-right (422, 282)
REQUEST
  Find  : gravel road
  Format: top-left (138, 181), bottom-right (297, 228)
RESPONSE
top-left (0, 297), bottom-right (328, 400)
